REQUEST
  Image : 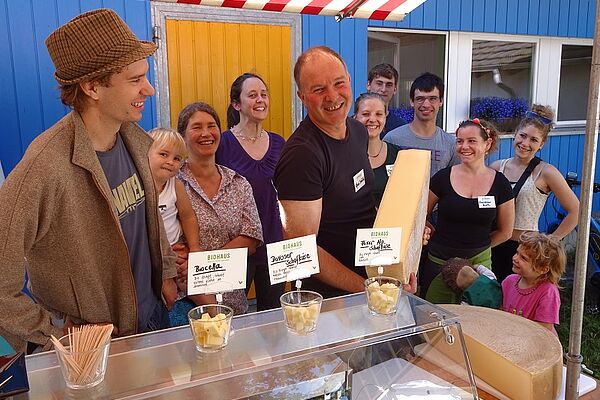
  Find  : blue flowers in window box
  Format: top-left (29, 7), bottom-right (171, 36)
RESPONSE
top-left (389, 106), bottom-right (414, 124)
top-left (470, 97), bottom-right (528, 133)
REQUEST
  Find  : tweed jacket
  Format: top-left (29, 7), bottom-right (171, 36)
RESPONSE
top-left (0, 111), bottom-right (177, 352)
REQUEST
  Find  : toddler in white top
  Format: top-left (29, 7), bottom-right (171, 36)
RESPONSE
top-left (148, 128), bottom-right (201, 299)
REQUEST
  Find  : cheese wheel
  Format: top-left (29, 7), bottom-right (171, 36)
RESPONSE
top-left (425, 304), bottom-right (563, 400)
top-left (368, 149), bottom-right (430, 283)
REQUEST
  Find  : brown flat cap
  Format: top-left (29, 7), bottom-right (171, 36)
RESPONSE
top-left (45, 8), bottom-right (157, 85)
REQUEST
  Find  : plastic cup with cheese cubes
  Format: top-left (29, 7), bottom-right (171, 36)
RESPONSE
top-left (364, 276), bottom-right (401, 316)
top-left (280, 290), bottom-right (323, 335)
top-left (188, 304), bottom-right (233, 353)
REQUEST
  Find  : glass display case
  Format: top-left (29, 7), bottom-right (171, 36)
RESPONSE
top-left (16, 292), bottom-right (478, 399)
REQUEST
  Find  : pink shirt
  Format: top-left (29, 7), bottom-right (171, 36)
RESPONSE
top-left (501, 274), bottom-right (560, 325)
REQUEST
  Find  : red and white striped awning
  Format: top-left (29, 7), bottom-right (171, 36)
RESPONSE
top-left (155, 0), bottom-right (426, 21)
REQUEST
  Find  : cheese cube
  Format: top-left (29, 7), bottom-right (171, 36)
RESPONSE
top-left (283, 303), bottom-right (320, 334)
top-left (369, 150), bottom-right (430, 284)
top-left (367, 281), bottom-right (399, 314)
top-left (192, 312), bottom-right (230, 348)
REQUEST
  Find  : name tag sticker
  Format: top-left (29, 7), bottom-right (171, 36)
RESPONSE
top-left (353, 169), bottom-right (366, 192)
top-left (267, 234), bottom-right (320, 285)
top-left (187, 248), bottom-right (247, 296)
top-left (355, 227), bottom-right (402, 266)
top-left (385, 164), bottom-right (394, 177)
top-left (477, 196), bottom-right (496, 209)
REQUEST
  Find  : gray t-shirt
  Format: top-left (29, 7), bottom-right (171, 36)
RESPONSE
top-left (97, 133), bottom-right (157, 330)
top-left (383, 124), bottom-right (460, 176)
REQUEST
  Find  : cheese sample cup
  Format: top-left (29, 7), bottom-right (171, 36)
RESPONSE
top-left (364, 276), bottom-right (401, 315)
top-left (188, 304), bottom-right (233, 353)
top-left (280, 290), bottom-right (323, 335)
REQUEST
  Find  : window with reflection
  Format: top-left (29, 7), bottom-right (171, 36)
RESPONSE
top-left (558, 45), bottom-right (592, 122)
top-left (470, 40), bottom-right (534, 133)
top-left (368, 31), bottom-right (446, 125)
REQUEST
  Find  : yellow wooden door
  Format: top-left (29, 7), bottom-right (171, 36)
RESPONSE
top-left (165, 19), bottom-right (293, 138)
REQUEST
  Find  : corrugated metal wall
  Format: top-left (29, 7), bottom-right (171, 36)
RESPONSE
top-left (371, 0), bottom-right (596, 38)
top-left (0, 0), bottom-right (156, 174)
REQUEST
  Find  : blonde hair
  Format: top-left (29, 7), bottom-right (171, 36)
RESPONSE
top-left (518, 231), bottom-right (566, 285)
top-left (148, 127), bottom-right (188, 159)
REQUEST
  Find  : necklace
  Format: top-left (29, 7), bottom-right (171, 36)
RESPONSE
top-left (232, 126), bottom-right (265, 142)
top-left (368, 142), bottom-right (384, 158)
top-left (515, 277), bottom-right (540, 296)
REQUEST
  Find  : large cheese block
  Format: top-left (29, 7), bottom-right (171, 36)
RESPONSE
top-left (367, 149), bottom-right (430, 283)
top-left (425, 304), bottom-right (563, 400)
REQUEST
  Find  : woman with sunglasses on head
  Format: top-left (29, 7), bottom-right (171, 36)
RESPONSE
top-left (353, 92), bottom-right (402, 207)
top-left (490, 105), bottom-right (579, 283)
top-left (421, 119), bottom-right (515, 301)
top-left (215, 73), bottom-right (286, 311)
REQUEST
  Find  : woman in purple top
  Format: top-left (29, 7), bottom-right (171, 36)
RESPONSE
top-left (216, 73), bottom-right (286, 311)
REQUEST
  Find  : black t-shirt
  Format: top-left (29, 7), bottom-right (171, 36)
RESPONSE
top-left (274, 117), bottom-right (377, 298)
top-left (372, 142), bottom-right (401, 207)
top-left (430, 166), bottom-right (513, 250)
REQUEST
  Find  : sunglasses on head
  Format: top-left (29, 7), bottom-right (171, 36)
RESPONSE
top-left (525, 111), bottom-right (552, 125)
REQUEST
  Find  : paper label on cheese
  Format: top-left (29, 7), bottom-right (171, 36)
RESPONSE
top-left (267, 234), bottom-right (319, 284)
top-left (355, 228), bottom-right (402, 266)
top-left (187, 248), bottom-right (247, 295)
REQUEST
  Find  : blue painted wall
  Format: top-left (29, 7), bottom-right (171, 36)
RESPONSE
top-left (0, 0), bottom-right (156, 174)
top-left (1, 0), bottom-right (599, 232)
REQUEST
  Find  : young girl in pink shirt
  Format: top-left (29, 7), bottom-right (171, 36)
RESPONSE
top-left (502, 232), bottom-right (565, 332)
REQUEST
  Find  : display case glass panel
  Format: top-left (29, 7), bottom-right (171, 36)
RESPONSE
top-left (18, 293), bottom-right (477, 399)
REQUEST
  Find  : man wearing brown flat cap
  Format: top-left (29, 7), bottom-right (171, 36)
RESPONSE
top-left (0, 8), bottom-right (177, 353)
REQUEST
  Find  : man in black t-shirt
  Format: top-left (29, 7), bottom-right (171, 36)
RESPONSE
top-left (274, 47), bottom-right (378, 298)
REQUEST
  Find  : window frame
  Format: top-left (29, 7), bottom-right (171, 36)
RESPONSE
top-left (448, 32), bottom-right (541, 135)
top-left (367, 27), bottom-right (449, 129)
top-left (554, 38), bottom-right (594, 129)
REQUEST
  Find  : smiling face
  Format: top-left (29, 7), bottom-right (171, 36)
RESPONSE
top-left (148, 143), bottom-right (184, 183)
top-left (455, 125), bottom-right (492, 164)
top-left (297, 52), bottom-right (352, 137)
top-left (93, 59), bottom-right (154, 125)
top-left (354, 97), bottom-right (387, 139)
top-left (234, 77), bottom-right (269, 123)
top-left (513, 124), bottom-right (545, 161)
top-left (366, 75), bottom-right (397, 105)
top-left (410, 88), bottom-right (442, 123)
top-left (512, 245), bottom-right (547, 284)
top-left (183, 111), bottom-right (221, 159)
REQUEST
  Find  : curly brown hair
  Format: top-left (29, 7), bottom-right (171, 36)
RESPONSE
top-left (441, 257), bottom-right (476, 293)
top-left (456, 118), bottom-right (500, 153)
top-left (518, 231), bottom-right (565, 285)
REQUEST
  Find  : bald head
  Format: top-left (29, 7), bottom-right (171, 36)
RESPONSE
top-left (294, 46), bottom-right (348, 92)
